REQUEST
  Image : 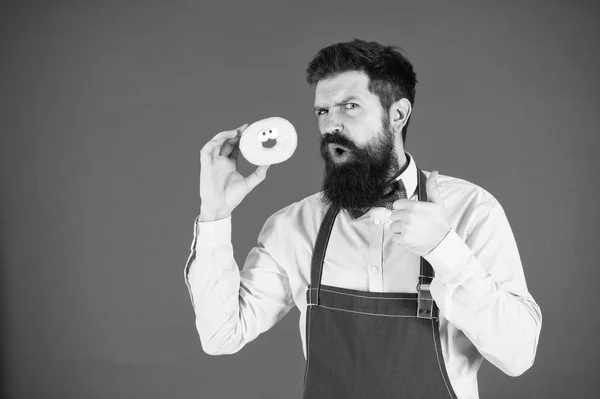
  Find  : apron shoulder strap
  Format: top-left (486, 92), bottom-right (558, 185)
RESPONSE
top-left (417, 167), bottom-right (437, 319)
top-left (309, 204), bottom-right (339, 300)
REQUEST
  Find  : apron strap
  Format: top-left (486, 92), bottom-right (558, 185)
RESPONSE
top-left (309, 203), bottom-right (340, 305)
top-left (416, 167), bottom-right (437, 320)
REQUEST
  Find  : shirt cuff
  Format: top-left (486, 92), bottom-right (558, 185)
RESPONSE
top-left (194, 214), bottom-right (232, 249)
top-left (424, 228), bottom-right (474, 279)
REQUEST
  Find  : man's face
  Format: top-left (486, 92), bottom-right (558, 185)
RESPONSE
top-left (314, 70), bottom-right (401, 209)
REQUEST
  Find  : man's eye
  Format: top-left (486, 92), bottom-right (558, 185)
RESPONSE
top-left (316, 109), bottom-right (327, 116)
top-left (343, 103), bottom-right (358, 110)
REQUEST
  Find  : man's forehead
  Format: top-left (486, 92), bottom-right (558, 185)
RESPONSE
top-left (314, 71), bottom-right (371, 106)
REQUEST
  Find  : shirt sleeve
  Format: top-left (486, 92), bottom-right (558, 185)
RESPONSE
top-left (424, 199), bottom-right (542, 377)
top-left (183, 211), bottom-right (295, 355)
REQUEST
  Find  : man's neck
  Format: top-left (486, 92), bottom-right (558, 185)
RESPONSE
top-left (387, 150), bottom-right (408, 184)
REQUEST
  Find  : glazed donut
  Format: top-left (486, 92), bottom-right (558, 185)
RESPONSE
top-left (239, 117), bottom-right (298, 166)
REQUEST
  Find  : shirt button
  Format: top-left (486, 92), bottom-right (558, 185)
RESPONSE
top-left (371, 266), bottom-right (379, 273)
top-left (373, 218), bottom-right (381, 225)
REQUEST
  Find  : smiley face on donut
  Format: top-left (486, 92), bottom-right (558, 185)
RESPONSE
top-left (239, 117), bottom-right (298, 166)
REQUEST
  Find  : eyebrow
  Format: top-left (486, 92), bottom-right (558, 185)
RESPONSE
top-left (314, 96), bottom-right (361, 111)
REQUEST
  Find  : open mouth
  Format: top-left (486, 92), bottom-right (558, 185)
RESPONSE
top-left (328, 143), bottom-right (352, 162)
top-left (262, 138), bottom-right (277, 148)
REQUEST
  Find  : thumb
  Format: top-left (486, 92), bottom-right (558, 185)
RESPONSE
top-left (426, 170), bottom-right (444, 206)
top-left (244, 165), bottom-right (270, 193)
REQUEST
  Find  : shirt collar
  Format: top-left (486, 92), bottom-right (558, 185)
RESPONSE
top-left (391, 150), bottom-right (418, 200)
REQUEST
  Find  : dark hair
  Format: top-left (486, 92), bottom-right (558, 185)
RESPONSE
top-left (306, 39), bottom-right (417, 144)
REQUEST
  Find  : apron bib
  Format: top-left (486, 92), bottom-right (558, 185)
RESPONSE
top-left (303, 167), bottom-right (459, 399)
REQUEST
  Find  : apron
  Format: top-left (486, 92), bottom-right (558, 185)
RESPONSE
top-left (303, 167), bottom-right (459, 399)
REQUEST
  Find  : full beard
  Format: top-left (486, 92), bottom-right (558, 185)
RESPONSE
top-left (319, 123), bottom-right (400, 210)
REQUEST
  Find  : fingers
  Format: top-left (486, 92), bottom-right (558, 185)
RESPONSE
top-left (219, 135), bottom-right (241, 157)
top-left (392, 199), bottom-right (414, 210)
top-left (220, 124), bottom-right (249, 157)
top-left (201, 129), bottom-right (238, 157)
top-left (389, 209), bottom-right (405, 221)
top-left (201, 124), bottom-right (248, 160)
top-left (229, 139), bottom-right (241, 161)
top-left (426, 170), bottom-right (444, 206)
top-left (244, 165), bottom-right (270, 193)
top-left (389, 220), bottom-right (403, 234)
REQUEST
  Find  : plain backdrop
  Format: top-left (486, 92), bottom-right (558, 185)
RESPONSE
top-left (1, 1), bottom-right (598, 398)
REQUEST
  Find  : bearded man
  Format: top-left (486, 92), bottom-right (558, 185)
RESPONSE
top-left (185, 39), bottom-right (542, 399)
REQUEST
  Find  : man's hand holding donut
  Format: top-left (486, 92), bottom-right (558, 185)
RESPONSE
top-left (199, 124), bottom-right (270, 222)
top-left (389, 171), bottom-right (451, 256)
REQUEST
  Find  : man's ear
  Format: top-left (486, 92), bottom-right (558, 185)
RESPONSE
top-left (390, 98), bottom-right (412, 133)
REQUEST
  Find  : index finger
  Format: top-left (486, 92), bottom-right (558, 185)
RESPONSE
top-left (201, 124), bottom-right (248, 158)
top-left (220, 134), bottom-right (242, 157)
top-left (392, 199), bottom-right (414, 210)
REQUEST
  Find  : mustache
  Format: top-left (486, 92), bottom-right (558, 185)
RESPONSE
top-left (320, 133), bottom-right (358, 151)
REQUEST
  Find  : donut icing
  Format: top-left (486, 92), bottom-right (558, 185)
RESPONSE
top-left (239, 117), bottom-right (298, 166)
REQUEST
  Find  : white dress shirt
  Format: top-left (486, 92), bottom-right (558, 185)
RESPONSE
top-left (184, 151), bottom-right (542, 399)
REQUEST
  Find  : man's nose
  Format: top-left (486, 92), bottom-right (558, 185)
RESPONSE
top-left (321, 112), bottom-right (343, 135)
